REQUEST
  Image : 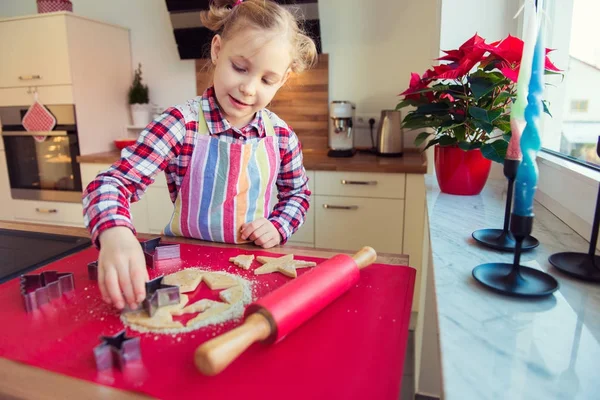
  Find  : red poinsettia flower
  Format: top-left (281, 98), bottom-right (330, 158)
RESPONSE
top-left (432, 33), bottom-right (488, 79)
top-left (480, 34), bottom-right (561, 82)
top-left (399, 72), bottom-right (434, 101)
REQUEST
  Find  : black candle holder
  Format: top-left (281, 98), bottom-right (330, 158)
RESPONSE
top-left (473, 214), bottom-right (559, 297)
top-left (472, 159), bottom-right (540, 251)
top-left (548, 136), bottom-right (600, 282)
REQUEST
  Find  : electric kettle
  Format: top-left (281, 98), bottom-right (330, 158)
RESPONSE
top-left (376, 110), bottom-right (403, 157)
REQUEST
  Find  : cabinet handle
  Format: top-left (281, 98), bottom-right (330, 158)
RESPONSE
top-left (341, 180), bottom-right (378, 186)
top-left (323, 204), bottom-right (358, 210)
top-left (36, 208), bottom-right (58, 214)
top-left (19, 74), bottom-right (42, 81)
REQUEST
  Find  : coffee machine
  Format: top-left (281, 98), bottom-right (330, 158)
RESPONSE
top-left (328, 101), bottom-right (355, 157)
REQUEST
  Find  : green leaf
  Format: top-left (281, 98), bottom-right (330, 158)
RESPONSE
top-left (469, 106), bottom-right (502, 123)
top-left (493, 91), bottom-right (512, 106)
top-left (452, 124), bottom-right (467, 142)
top-left (502, 133), bottom-right (512, 142)
top-left (423, 138), bottom-right (440, 151)
top-left (472, 119), bottom-right (494, 134)
top-left (458, 141), bottom-right (481, 151)
top-left (415, 103), bottom-right (450, 115)
top-left (439, 135), bottom-right (458, 146)
top-left (396, 99), bottom-right (419, 110)
top-left (480, 140), bottom-right (508, 164)
top-left (469, 77), bottom-right (496, 100)
top-left (542, 100), bottom-right (553, 117)
top-left (414, 132), bottom-right (431, 147)
top-left (493, 118), bottom-right (511, 134)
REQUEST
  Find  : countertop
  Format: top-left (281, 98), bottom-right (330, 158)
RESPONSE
top-left (77, 148), bottom-right (427, 174)
top-left (425, 177), bottom-right (600, 399)
top-left (0, 220), bottom-right (409, 400)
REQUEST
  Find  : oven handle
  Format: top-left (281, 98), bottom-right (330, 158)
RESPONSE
top-left (1, 130), bottom-right (68, 137)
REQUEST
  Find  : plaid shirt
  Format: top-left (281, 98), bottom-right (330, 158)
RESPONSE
top-left (83, 87), bottom-right (311, 246)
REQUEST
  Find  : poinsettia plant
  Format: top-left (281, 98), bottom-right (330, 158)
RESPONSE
top-left (397, 34), bottom-right (561, 163)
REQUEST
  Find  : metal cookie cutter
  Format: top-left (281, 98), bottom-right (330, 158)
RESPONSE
top-left (94, 330), bottom-right (141, 371)
top-left (87, 261), bottom-right (98, 280)
top-left (20, 271), bottom-right (75, 313)
top-left (140, 237), bottom-right (180, 268)
top-left (143, 275), bottom-right (180, 317)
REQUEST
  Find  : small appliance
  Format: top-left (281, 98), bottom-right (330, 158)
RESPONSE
top-left (376, 110), bottom-right (404, 157)
top-left (328, 101), bottom-right (355, 158)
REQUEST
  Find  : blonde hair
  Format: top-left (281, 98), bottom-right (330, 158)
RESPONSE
top-left (200, 0), bottom-right (317, 73)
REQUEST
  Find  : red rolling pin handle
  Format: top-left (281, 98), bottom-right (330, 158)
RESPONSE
top-left (194, 246), bottom-right (377, 376)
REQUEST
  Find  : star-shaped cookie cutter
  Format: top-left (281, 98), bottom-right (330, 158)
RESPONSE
top-left (140, 237), bottom-right (180, 268)
top-left (20, 271), bottom-right (75, 313)
top-left (143, 275), bottom-right (181, 317)
top-left (87, 260), bottom-right (98, 280)
top-left (93, 330), bottom-right (141, 371)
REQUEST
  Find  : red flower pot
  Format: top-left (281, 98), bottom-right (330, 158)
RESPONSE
top-left (434, 145), bottom-right (491, 195)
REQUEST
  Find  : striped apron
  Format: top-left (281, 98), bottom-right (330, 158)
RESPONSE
top-left (164, 107), bottom-right (279, 243)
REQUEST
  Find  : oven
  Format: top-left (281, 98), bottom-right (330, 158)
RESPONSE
top-left (0, 105), bottom-right (82, 203)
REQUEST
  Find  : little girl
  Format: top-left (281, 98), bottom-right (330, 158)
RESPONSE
top-left (83, 0), bottom-right (317, 310)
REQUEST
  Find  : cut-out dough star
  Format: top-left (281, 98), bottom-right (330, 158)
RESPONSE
top-left (123, 294), bottom-right (189, 330)
top-left (162, 269), bottom-right (203, 293)
top-left (254, 254), bottom-right (317, 278)
top-left (219, 285), bottom-right (243, 304)
top-left (229, 254), bottom-right (255, 270)
top-left (202, 272), bottom-right (238, 290)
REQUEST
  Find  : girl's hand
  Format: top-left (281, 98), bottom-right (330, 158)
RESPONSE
top-left (240, 218), bottom-right (281, 248)
top-left (97, 226), bottom-right (148, 310)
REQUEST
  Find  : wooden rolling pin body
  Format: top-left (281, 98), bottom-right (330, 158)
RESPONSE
top-left (195, 246), bottom-right (377, 375)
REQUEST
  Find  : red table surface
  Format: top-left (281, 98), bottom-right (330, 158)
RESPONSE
top-left (0, 243), bottom-right (415, 400)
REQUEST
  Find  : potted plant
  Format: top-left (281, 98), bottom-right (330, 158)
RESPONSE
top-left (397, 34), bottom-right (560, 195)
top-left (128, 63), bottom-right (151, 127)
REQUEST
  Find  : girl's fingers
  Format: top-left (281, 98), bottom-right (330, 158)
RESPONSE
top-left (130, 258), bottom-right (148, 304)
top-left (97, 264), bottom-right (110, 304)
top-left (261, 237), bottom-right (279, 249)
top-left (249, 224), bottom-right (270, 242)
top-left (118, 264), bottom-right (136, 310)
top-left (105, 267), bottom-right (125, 310)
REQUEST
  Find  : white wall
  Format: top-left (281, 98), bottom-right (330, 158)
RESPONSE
top-left (561, 59), bottom-right (600, 122)
top-left (0, 0), bottom-right (196, 111)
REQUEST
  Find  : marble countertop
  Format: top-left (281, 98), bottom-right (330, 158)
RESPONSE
top-left (426, 177), bottom-right (600, 399)
top-left (77, 148), bottom-right (427, 174)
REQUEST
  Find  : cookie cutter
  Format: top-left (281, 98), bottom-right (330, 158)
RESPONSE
top-left (20, 271), bottom-right (75, 313)
top-left (143, 275), bottom-right (180, 317)
top-left (88, 261), bottom-right (98, 280)
top-left (94, 330), bottom-right (141, 371)
top-left (140, 237), bottom-right (180, 268)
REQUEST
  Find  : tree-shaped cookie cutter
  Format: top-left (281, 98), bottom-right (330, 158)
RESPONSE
top-left (93, 330), bottom-right (141, 371)
top-left (140, 237), bottom-right (180, 268)
top-left (143, 275), bottom-right (180, 317)
top-left (20, 271), bottom-right (75, 312)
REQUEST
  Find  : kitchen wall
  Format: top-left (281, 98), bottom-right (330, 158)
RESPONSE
top-left (0, 0), bottom-right (443, 149)
top-left (0, 0), bottom-right (197, 110)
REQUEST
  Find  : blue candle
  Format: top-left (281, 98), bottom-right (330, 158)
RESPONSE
top-left (513, 10), bottom-right (545, 217)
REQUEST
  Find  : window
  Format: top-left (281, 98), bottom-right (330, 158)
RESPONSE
top-left (542, 0), bottom-right (600, 167)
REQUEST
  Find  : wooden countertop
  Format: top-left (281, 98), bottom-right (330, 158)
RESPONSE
top-left (77, 148), bottom-right (427, 174)
top-left (0, 221), bottom-right (409, 400)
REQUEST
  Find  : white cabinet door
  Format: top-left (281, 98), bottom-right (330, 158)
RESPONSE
top-left (315, 195), bottom-right (404, 254)
top-left (79, 163), bottom-right (150, 234)
top-left (314, 171), bottom-right (405, 199)
top-left (0, 150), bottom-right (14, 221)
top-left (0, 15), bottom-right (72, 88)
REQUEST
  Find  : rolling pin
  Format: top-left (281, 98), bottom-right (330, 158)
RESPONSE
top-left (194, 246), bottom-right (377, 375)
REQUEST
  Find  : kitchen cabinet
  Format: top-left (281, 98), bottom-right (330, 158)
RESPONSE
top-left (0, 13), bottom-right (131, 156)
top-left (0, 150), bottom-right (14, 221)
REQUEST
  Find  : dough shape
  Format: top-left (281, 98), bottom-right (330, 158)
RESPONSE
top-left (254, 254), bottom-right (317, 278)
top-left (171, 299), bottom-right (221, 316)
top-left (162, 269), bottom-right (203, 293)
top-left (219, 285), bottom-right (243, 304)
top-left (123, 294), bottom-right (189, 330)
top-left (202, 272), bottom-right (238, 290)
top-left (229, 254), bottom-right (255, 270)
top-left (186, 302), bottom-right (231, 326)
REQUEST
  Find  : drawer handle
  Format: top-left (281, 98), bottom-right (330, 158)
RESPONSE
top-left (19, 74), bottom-right (42, 81)
top-left (323, 204), bottom-right (358, 210)
top-left (341, 180), bottom-right (378, 186)
top-left (36, 208), bottom-right (58, 214)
